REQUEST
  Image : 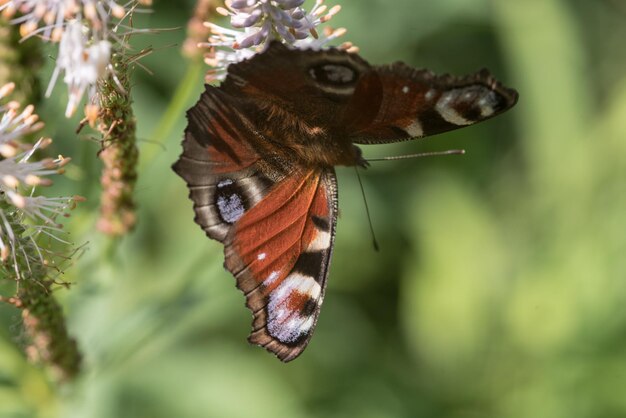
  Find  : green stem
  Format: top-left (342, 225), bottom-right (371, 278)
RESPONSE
top-left (141, 61), bottom-right (204, 169)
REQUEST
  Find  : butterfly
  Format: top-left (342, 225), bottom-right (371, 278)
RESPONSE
top-left (172, 41), bottom-right (518, 362)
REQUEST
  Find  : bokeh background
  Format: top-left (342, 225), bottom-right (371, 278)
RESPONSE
top-left (2, 0), bottom-right (626, 417)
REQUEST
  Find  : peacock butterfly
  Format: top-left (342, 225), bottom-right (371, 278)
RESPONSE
top-left (173, 41), bottom-right (518, 362)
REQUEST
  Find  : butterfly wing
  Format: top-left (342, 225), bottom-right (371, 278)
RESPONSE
top-left (224, 168), bottom-right (337, 362)
top-left (173, 86), bottom-right (280, 243)
top-left (220, 42), bottom-right (517, 148)
top-left (174, 85), bottom-right (338, 362)
top-left (343, 64), bottom-right (519, 144)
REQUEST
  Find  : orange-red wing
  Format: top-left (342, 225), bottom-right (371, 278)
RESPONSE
top-left (223, 168), bottom-right (338, 362)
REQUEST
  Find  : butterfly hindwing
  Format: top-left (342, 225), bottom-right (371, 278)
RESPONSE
top-left (223, 169), bottom-right (337, 361)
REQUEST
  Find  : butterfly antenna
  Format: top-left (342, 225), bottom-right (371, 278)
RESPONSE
top-left (354, 166), bottom-right (380, 252)
top-left (366, 149), bottom-right (465, 162)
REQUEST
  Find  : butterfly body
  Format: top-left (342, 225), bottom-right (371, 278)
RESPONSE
top-left (219, 78), bottom-right (366, 169)
top-left (173, 42), bottom-right (518, 361)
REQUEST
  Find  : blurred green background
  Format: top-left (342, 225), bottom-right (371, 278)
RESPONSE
top-left (2, 0), bottom-right (626, 417)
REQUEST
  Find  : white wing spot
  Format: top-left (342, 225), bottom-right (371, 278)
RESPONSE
top-left (403, 120), bottom-right (424, 138)
top-left (216, 193), bottom-right (244, 223)
top-left (266, 273), bottom-right (321, 343)
top-left (436, 90), bottom-right (472, 126)
top-left (425, 89), bottom-right (437, 101)
top-left (217, 178), bottom-right (233, 188)
top-left (307, 229), bottom-right (331, 252)
top-left (480, 104), bottom-right (494, 117)
top-left (257, 252), bottom-right (266, 261)
top-left (264, 270), bottom-right (280, 286)
top-left (478, 91), bottom-right (497, 117)
top-left (402, 86), bottom-right (410, 94)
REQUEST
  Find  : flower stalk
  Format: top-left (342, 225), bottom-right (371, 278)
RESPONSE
top-left (95, 52), bottom-right (138, 236)
top-left (9, 250), bottom-right (82, 382)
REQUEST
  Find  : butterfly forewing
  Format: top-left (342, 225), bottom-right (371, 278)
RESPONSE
top-left (344, 64), bottom-right (518, 144)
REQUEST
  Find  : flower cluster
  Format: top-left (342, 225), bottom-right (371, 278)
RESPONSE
top-left (200, 0), bottom-right (356, 82)
top-left (0, 82), bottom-right (79, 272)
top-left (0, 0), bottom-right (151, 118)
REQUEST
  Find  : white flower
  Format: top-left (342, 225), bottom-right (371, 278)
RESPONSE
top-left (0, 0), bottom-right (153, 41)
top-left (220, 0), bottom-right (341, 46)
top-left (201, 0), bottom-right (354, 82)
top-left (1, 0), bottom-right (151, 118)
